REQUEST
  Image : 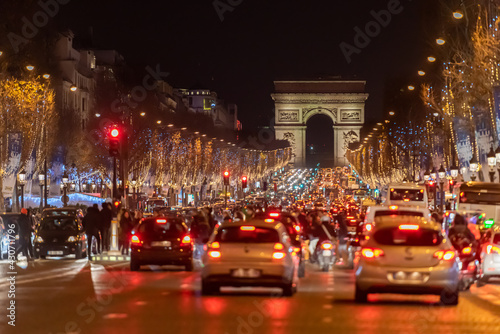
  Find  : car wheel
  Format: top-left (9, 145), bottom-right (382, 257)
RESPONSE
top-left (476, 276), bottom-right (488, 288)
top-left (440, 288), bottom-right (459, 306)
top-left (130, 258), bottom-right (140, 271)
top-left (185, 261), bottom-right (193, 272)
top-left (354, 285), bottom-right (368, 303)
top-left (201, 280), bottom-right (218, 295)
top-left (282, 283), bottom-right (294, 297)
top-left (298, 261), bottom-right (306, 278)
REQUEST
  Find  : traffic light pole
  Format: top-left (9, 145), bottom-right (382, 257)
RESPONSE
top-left (224, 185), bottom-right (227, 207)
top-left (112, 157), bottom-right (117, 200)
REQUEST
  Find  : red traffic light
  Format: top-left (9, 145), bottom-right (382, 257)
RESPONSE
top-left (224, 171), bottom-right (230, 177)
top-left (242, 176), bottom-right (247, 181)
top-left (110, 128), bottom-right (119, 138)
top-left (428, 180), bottom-right (435, 186)
top-left (114, 201), bottom-right (120, 207)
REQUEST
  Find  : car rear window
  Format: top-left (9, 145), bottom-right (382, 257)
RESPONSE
top-left (389, 189), bottom-right (424, 201)
top-left (216, 227), bottom-right (280, 243)
top-left (374, 211), bottom-right (424, 218)
top-left (493, 234), bottom-right (500, 245)
top-left (42, 210), bottom-right (76, 217)
top-left (373, 227), bottom-right (442, 246)
top-left (138, 219), bottom-right (186, 235)
top-left (40, 218), bottom-right (78, 231)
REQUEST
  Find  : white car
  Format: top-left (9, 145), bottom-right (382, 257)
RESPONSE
top-left (363, 204), bottom-right (431, 232)
top-left (201, 219), bottom-right (299, 296)
top-left (355, 215), bottom-right (460, 305)
top-left (478, 230), bottom-right (500, 285)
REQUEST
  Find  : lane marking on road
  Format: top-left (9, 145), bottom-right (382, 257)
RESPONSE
top-left (322, 304), bottom-right (333, 309)
top-left (0, 262), bottom-right (127, 288)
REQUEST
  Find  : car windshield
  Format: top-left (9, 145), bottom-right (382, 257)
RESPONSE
top-left (138, 218), bottom-right (186, 235)
top-left (0, 215), bottom-right (22, 226)
top-left (42, 210), bottom-right (76, 217)
top-left (216, 226), bottom-right (280, 243)
top-left (374, 227), bottom-right (442, 246)
top-left (40, 218), bottom-right (78, 231)
top-left (389, 189), bottom-right (424, 201)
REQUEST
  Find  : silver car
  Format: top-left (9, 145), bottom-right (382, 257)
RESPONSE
top-left (201, 219), bottom-right (299, 296)
top-left (478, 230), bottom-right (500, 285)
top-left (355, 215), bottom-right (460, 305)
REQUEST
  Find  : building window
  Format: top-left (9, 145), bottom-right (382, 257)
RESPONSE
top-left (82, 119), bottom-right (85, 130)
top-left (82, 97), bottom-right (86, 111)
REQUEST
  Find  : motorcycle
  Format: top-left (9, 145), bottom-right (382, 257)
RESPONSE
top-left (316, 239), bottom-right (336, 272)
top-left (451, 237), bottom-right (479, 290)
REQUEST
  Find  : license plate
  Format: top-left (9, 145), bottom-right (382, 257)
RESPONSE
top-left (347, 227), bottom-right (356, 232)
top-left (231, 268), bottom-right (261, 278)
top-left (151, 241), bottom-right (171, 247)
top-left (48, 251), bottom-right (63, 255)
top-left (322, 250), bottom-right (332, 257)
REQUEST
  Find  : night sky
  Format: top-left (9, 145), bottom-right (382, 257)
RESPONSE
top-left (54, 0), bottom-right (431, 130)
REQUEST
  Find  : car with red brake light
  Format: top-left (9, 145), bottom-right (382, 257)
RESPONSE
top-left (355, 215), bottom-right (460, 305)
top-left (201, 218), bottom-right (299, 296)
top-left (130, 216), bottom-right (193, 271)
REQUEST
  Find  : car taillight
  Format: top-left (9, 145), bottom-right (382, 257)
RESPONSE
top-left (208, 251), bottom-right (221, 258)
top-left (399, 224), bottom-right (420, 231)
top-left (321, 242), bottom-right (333, 250)
top-left (462, 247), bottom-right (472, 255)
top-left (361, 247), bottom-right (384, 259)
top-left (156, 219), bottom-right (167, 224)
top-left (272, 252), bottom-right (286, 259)
top-left (434, 250), bottom-right (456, 261)
top-left (269, 212), bottom-right (280, 218)
top-left (181, 235), bottom-right (191, 244)
top-left (210, 241), bottom-right (220, 249)
top-left (365, 223), bottom-right (372, 232)
top-left (240, 226), bottom-right (256, 231)
top-left (293, 247), bottom-right (300, 253)
top-left (131, 235), bottom-right (141, 245)
top-left (294, 225), bottom-right (301, 233)
top-left (487, 245), bottom-right (500, 254)
top-left (274, 243), bottom-right (284, 250)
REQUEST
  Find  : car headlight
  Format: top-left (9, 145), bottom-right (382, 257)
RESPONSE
top-left (35, 236), bottom-right (44, 243)
top-left (67, 236), bottom-right (77, 242)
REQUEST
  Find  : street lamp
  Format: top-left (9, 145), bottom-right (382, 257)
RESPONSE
top-left (488, 146), bottom-right (496, 182)
top-left (131, 178), bottom-right (137, 209)
top-left (38, 174), bottom-right (45, 210)
top-left (450, 164), bottom-right (459, 179)
top-left (62, 172), bottom-right (69, 207)
top-left (430, 167), bottom-right (437, 180)
top-left (496, 146), bottom-right (500, 184)
top-left (18, 169), bottom-right (27, 210)
top-left (438, 165), bottom-right (446, 213)
top-left (423, 169), bottom-right (430, 182)
top-left (470, 156), bottom-right (478, 181)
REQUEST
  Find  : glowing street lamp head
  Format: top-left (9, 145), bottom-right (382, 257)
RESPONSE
top-left (70, 85), bottom-right (77, 92)
top-left (453, 11), bottom-right (464, 19)
top-left (418, 70), bottom-right (425, 76)
top-left (427, 56), bottom-right (436, 63)
top-left (436, 38), bottom-right (446, 45)
top-left (110, 128), bottom-right (119, 138)
top-left (408, 85), bottom-right (415, 91)
top-left (26, 65), bottom-right (35, 71)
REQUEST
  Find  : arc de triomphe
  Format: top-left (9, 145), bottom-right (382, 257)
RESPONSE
top-left (272, 79), bottom-right (368, 167)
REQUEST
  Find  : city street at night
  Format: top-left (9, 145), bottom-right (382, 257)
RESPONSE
top-left (2, 259), bottom-right (500, 334)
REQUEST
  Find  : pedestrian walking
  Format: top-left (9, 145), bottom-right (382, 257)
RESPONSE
top-left (100, 202), bottom-right (113, 252)
top-left (82, 206), bottom-right (101, 260)
top-left (119, 210), bottom-right (134, 255)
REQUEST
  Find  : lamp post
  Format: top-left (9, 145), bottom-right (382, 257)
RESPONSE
top-left (470, 156), bottom-right (478, 181)
top-left (62, 172), bottom-right (69, 207)
top-left (430, 167), bottom-right (437, 210)
top-left (496, 146), bottom-right (500, 183)
top-left (423, 169), bottom-right (430, 207)
top-left (488, 146), bottom-right (496, 182)
top-left (38, 174), bottom-right (45, 210)
top-left (438, 165), bottom-right (446, 213)
top-left (18, 169), bottom-right (26, 210)
top-left (131, 178), bottom-right (137, 210)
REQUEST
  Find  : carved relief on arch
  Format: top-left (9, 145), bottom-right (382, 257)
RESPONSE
top-left (302, 107), bottom-right (337, 124)
top-left (282, 132), bottom-right (296, 157)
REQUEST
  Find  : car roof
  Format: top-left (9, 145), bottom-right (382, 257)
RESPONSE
top-left (373, 215), bottom-right (440, 231)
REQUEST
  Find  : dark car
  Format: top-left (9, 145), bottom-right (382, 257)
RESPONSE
top-left (130, 216), bottom-right (193, 271)
top-left (34, 216), bottom-right (87, 259)
top-left (0, 213), bottom-right (36, 260)
top-left (41, 207), bottom-right (84, 220)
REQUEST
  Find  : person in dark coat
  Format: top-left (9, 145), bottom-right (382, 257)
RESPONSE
top-left (82, 206), bottom-right (101, 260)
top-left (18, 208), bottom-right (34, 260)
top-left (119, 210), bottom-right (134, 255)
top-left (100, 203), bottom-right (113, 253)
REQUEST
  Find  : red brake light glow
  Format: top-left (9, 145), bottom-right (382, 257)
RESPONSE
top-left (403, 198), bottom-right (410, 202)
top-left (361, 247), bottom-right (384, 258)
top-left (208, 251), bottom-right (221, 258)
top-left (181, 235), bottom-right (191, 244)
top-left (240, 226), bottom-right (256, 231)
top-left (264, 219), bottom-right (275, 223)
top-left (156, 219), bottom-right (167, 224)
top-left (274, 243), bottom-right (284, 250)
top-left (365, 223), bottom-right (372, 231)
top-left (487, 245), bottom-right (500, 254)
top-left (399, 224), bottom-right (420, 231)
top-left (389, 205), bottom-right (398, 210)
top-left (210, 241), bottom-right (220, 249)
top-left (294, 225), bottom-right (301, 233)
top-left (131, 235), bottom-right (141, 244)
top-left (434, 250), bottom-right (455, 260)
top-left (272, 252), bottom-right (286, 260)
top-left (269, 212), bottom-right (280, 218)
top-left (462, 247), bottom-right (472, 255)
top-left (321, 243), bottom-right (333, 250)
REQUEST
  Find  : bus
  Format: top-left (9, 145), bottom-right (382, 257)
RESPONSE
top-left (385, 183), bottom-right (428, 207)
top-left (453, 182), bottom-right (500, 230)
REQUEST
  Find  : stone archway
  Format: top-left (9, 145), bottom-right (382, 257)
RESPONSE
top-left (272, 79), bottom-right (368, 167)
